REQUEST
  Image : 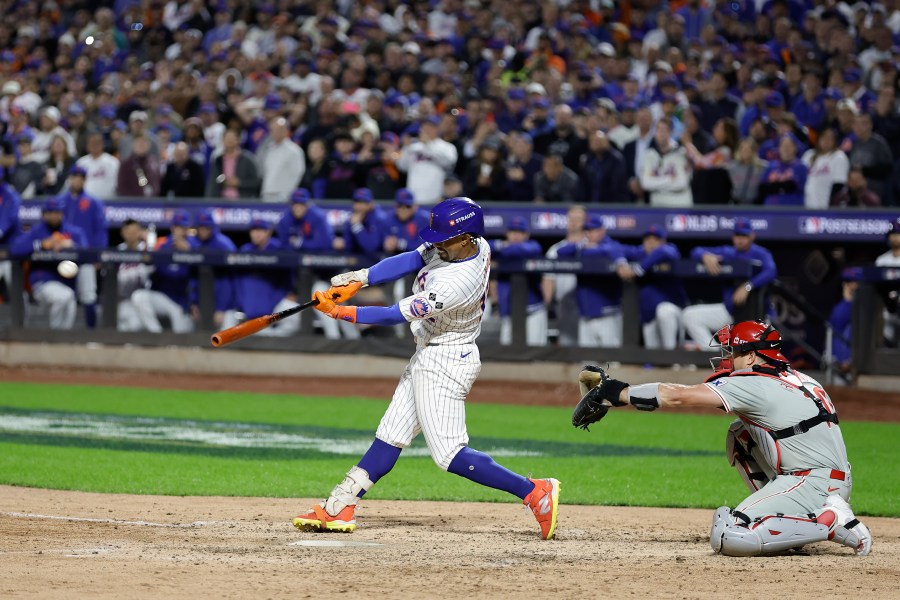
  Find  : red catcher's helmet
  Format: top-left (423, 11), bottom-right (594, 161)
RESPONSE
top-left (711, 320), bottom-right (789, 372)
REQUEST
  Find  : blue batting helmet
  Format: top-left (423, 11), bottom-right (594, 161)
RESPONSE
top-left (420, 197), bottom-right (484, 243)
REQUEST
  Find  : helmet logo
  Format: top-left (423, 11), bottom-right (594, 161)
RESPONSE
top-left (454, 211), bottom-right (476, 224)
top-left (449, 219), bottom-right (456, 226)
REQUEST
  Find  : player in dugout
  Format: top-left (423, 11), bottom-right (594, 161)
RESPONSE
top-left (572, 320), bottom-right (872, 557)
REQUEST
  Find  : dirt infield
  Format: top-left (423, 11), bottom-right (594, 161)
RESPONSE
top-left (1, 485), bottom-right (898, 599)
top-left (3, 365), bottom-right (900, 597)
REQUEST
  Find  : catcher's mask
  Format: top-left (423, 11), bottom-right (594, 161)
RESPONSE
top-left (710, 320), bottom-right (788, 372)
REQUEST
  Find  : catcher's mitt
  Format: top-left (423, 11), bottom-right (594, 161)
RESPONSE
top-left (572, 365), bottom-right (630, 430)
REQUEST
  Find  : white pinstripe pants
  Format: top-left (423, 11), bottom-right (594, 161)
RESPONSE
top-left (375, 343), bottom-right (481, 470)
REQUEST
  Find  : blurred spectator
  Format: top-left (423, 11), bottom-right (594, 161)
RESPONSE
top-left (532, 105), bottom-right (586, 172)
top-left (300, 138), bottom-right (329, 198)
top-left (543, 205), bottom-right (586, 346)
top-left (396, 116), bottom-right (458, 205)
top-left (0, 182), bottom-right (22, 296)
top-left (75, 132), bottom-right (120, 200)
top-left (463, 136), bottom-right (508, 200)
top-left (31, 106), bottom-right (76, 164)
top-left (357, 127), bottom-right (401, 200)
top-left (698, 71), bottom-right (739, 132)
top-left (9, 198), bottom-right (86, 330)
top-left (872, 86), bottom-right (900, 160)
top-left (206, 129), bottom-right (261, 199)
top-left (257, 117), bottom-right (305, 203)
top-left (59, 165), bottom-right (108, 328)
top-left (534, 154), bottom-right (580, 203)
top-left (489, 217), bottom-right (547, 347)
top-left (802, 128), bottom-right (849, 209)
top-left (443, 174), bottom-right (464, 199)
top-left (682, 106), bottom-right (716, 156)
top-left (223, 219), bottom-right (300, 337)
top-left (193, 209), bottom-right (237, 329)
top-left (183, 118), bottom-right (211, 175)
top-left (683, 219), bottom-right (777, 348)
top-left (848, 112), bottom-right (894, 200)
top-left (832, 167), bottom-right (882, 208)
top-left (623, 107), bottom-right (655, 202)
top-left (791, 70), bottom-right (826, 132)
top-left (619, 225), bottom-right (688, 350)
top-left (758, 134), bottom-right (808, 206)
top-left (728, 138), bottom-right (768, 205)
top-left (828, 268), bottom-right (860, 376)
top-left (115, 219), bottom-right (152, 332)
top-left (65, 103), bottom-right (91, 157)
top-left (505, 132), bottom-right (543, 202)
top-left (336, 188), bottom-right (388, 259)
top-left (119, 111), bottom-right (160, 160)
top-left (131, 210), bottom-right (197, 334)
top-left (39, 135), bottom-right (76, 196)
top-left (876, 218), bottom-right (900, 346)
top-left (10, 133), bottom-right (43, 198)
top-left (580, 130), bottom-right (628, 204)
top-left (118, 135), bottom-right (162, 197)
top-left (383, 189), bottom-right (429, 255)
top-left (198, 102), bottom-right (226, 156)
top-left (640, 118), bottom-right (693, 207)
top-left (322, 130), bottom-right (360, 200)
top-left (161, 142), bottom-right (205, 198)
top-left (555, 216), bottom-right (626, 348)
top-left (684, 118), bottom-right (739, 205)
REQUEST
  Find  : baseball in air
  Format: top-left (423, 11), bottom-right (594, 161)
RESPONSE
top-left (57, 260), bottom-right (79, 279)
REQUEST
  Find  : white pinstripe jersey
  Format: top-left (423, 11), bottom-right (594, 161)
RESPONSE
top-left (397, 237), bottom-right (491, 345)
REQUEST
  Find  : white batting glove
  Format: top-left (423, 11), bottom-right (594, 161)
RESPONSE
top-left (331, 268), bottom-right (369, 287)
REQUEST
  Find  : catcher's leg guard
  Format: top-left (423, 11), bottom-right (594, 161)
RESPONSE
top-left (726, 420), bottom-right (777, 492)
top-left (710, 507), bottom-right (830, 556)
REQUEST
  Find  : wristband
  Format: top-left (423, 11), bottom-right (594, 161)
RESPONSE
top-left (628, 383), bottom-right (660, 411)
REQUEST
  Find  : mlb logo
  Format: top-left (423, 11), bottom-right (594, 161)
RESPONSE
top-left (800, 217), bottom-right (821, 234)
top-left (666, 215), bottom-right (687, 232)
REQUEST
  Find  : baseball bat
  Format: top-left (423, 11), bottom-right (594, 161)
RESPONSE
top-left (210, 298), bottom-right (319, 347)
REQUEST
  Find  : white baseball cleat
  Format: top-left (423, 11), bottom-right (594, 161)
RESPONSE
top-left (816, 495), bottom-right (872, 556)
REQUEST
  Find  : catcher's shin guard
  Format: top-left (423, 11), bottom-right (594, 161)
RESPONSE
top-left (710, 507), bottom-right (830, 557)
top-left (726, 420), bottom-right (777, 492)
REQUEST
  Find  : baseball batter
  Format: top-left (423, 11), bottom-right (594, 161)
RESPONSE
top-left (293, 197), bottom-right (561, 540)
top-left (572, 320), bottom-right (872, 556)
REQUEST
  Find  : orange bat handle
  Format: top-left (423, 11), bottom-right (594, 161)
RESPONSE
top-left (210, 298), bottom-right (318, 347)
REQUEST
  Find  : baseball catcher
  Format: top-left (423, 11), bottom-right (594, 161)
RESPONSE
top-left (573, 320), bottom-right (872, 557)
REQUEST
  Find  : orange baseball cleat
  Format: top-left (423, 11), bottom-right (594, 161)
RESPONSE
top-left (523, 478), bottom-right (561, 540)
top-left (292, 504), bottom-right (357, 533)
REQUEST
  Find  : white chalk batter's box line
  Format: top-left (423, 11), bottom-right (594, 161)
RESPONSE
top-left (1, 511), bottom-right (216, 528)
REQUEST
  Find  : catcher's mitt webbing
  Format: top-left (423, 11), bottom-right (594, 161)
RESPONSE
top-left (571, 365), bottom-right (630, 430)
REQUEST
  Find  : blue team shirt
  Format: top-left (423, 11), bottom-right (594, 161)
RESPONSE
top-left (342, 206), bottom-right (389, 258)
top-left (0, 183), bottom-right (22, 243)
top-left (385, 208), bottom-right (430, 253)
top-left (152, 235), bottom-right (200, 309)
top-left (555, 236), bottom-right (626, 318)
top-left (622, 242), bottom-right (689, 324)
top-left (234, 238), bottom-right (293, 318)
top-left (275, 204), bottom-right (335, 251)
top-left (488, 239), bottom-right (544, 316)
top-left (195, 227), bottom-right (237, 312)
top-left (10, 221), bottom-right (88, 288)
top-left (690, 243), bottom-right (777, 313)
top-left (59, 190), bottom-right (108, 248)
top-left (760, 159), bottom-right (808, 205)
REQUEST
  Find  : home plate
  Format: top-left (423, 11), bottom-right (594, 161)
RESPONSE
top-left (289, 540), bottom-right (383, 548)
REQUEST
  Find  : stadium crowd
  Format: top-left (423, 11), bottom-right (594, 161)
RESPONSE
top-left (2, 0), bottom-right (900, 360)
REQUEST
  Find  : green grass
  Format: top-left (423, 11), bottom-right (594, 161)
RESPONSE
top-left (0, 382), bottom-right (896, 517)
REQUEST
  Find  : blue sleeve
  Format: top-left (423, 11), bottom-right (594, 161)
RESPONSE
top-left (640, 243), bottom-right (680, 271)
top-left (368, 250), bottom-right (426, 285)
top-left (0, 186), bottom-right (21, 239)
top-left (554, 243), bottom-right (579, 257)
top-left (492, 240), bottom-right (542, 257)
top-left (690, 244), bottom-right (728, 261)
top-left (307, 211), bottom-right (335, 251)
top-left (355, 304), bottom-right (406, 326)
top-left (621, 244), bottom-right (644, 261)
top-left (10, 227), bottom-right (40, 256)
top-left (73, 226), bottom-right (89, 249)
top-left (93, 200), bottom-right (108, 248)
top-left (275, 214), bottom-right (291, 246)
top-left (749, 246), bottom-right (777, 288)
top-left (352, 218), bottom-right (385, 255)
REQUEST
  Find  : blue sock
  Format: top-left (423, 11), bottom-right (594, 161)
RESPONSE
top-left (355, 438), bottom-right (402, 497)
top-left (447, 446), bottom-right (535, 500)
top-left (84, 304), bottom-right (97, 328)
